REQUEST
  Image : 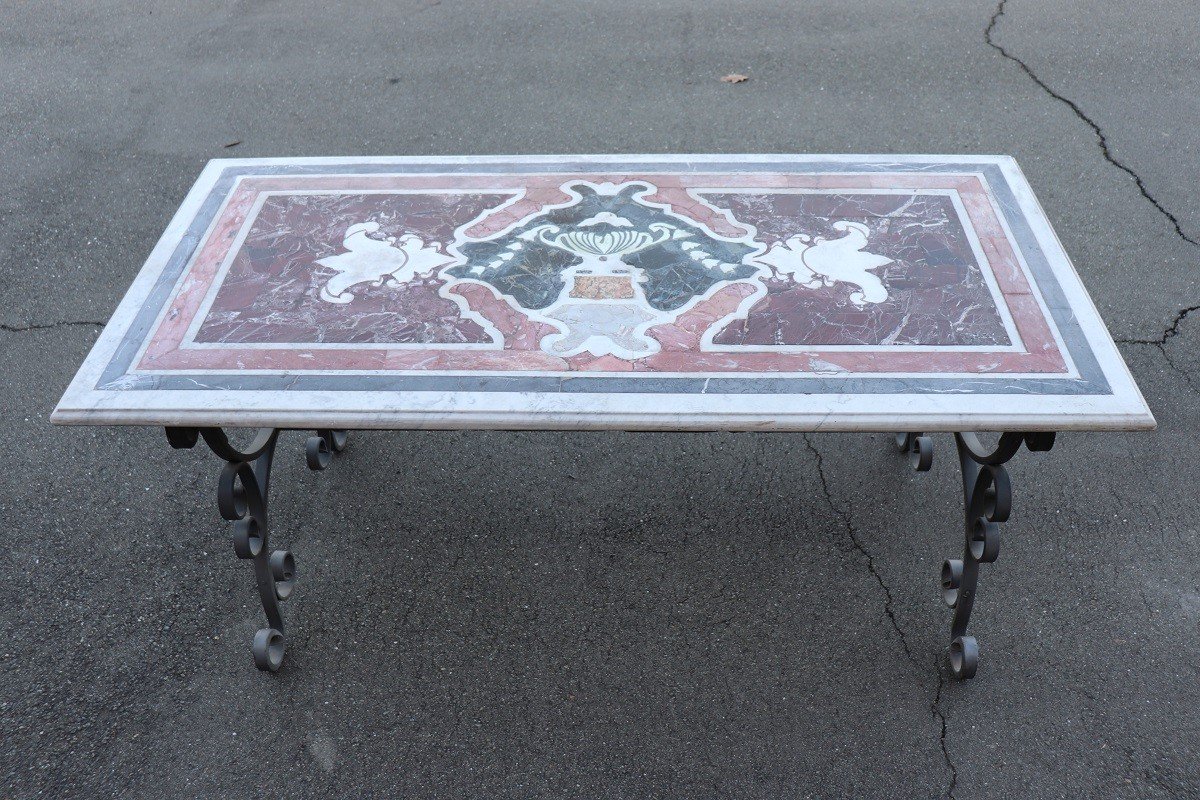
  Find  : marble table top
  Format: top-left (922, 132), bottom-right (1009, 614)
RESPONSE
top-left (53, 155), bottom-right (1154, 432)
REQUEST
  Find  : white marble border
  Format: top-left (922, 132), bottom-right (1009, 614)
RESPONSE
top-left (50, 388), bottom-right (1154, 432)
top-left (993, 156), bottom-right (1150, 426)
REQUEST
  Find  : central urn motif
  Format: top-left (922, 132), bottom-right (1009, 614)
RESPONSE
top-left (518, 221), bottom-right (684, 358)
top-left (537, 223), bottom-right (674, 260)
top-left (447, 182), bottom-right (764, 359)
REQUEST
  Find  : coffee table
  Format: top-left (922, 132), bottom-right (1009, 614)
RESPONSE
top-left (53, 155), bottom-right (1154, 677)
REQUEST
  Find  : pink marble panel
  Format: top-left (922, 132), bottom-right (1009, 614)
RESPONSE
top-left (137, 172), bottom-right (1070, 377)
top-left (195, 192), bottom-right (513, 345)
top-left (701, 192), bottom-right (1009, 348)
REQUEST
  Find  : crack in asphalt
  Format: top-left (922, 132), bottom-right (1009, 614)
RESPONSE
top-left (932, 670), bottom-right (958, 800)
top-left (801, 434), bottom-right (914, 661)
top-left (0, 320), bottom-right (106, 333)
top-left (1114, 305), bottom-right (1200, 393)
top-left (1114, 305), bottom-right (1200, 391)
top-left (1121, 333), bottom-right (1200, 394)
top-left (987, 0), bottom-right (1199, 366)
top-left (985, 0), bottom-right (1198, 249)
top-left (1115, 305), bottom-right (1200, 347)
top-left (801, 434), bottom-right (958, 799)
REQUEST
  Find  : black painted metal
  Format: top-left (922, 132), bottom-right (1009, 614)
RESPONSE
top-left (894, 431), bottom-right (934, 472)
top-left (165, 427), bottom-right (199, 449)
top-left (305, 429), bottom-right (349, 471)
top-left (165, 427), bottom-right (349, 671)
top-left (159, 424), bottom-right (1055, 676)
top-left (898, 430), bottom-right (1056, 679)
top-left (201, 427), bottom-right (278, 463)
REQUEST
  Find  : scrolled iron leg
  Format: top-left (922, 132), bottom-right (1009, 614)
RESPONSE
top-left (941, 431), bottom-right (1055, 678)
top-left (894, 430), bottom-right (1056, 678)
top-left (167, 427), bottom-right (350, 671)
top-left (219, 441), bottom-right (292, 671)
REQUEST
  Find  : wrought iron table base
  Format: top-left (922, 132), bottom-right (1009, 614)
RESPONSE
top-left (166, 426), bottom-right (347, 671)
top-left (896, 430), bottom-right (1056, 678)
top-left (166, 427), bottom-right (1052, 677)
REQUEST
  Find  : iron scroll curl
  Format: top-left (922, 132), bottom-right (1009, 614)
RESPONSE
top-left (896, 429), bottom-right (1056, 678)
top-left (166, 426), bottom-right (347, 671)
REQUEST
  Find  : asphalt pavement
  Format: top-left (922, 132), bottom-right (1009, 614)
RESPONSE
top-left (2, 2), bottom-right (1198, 797)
